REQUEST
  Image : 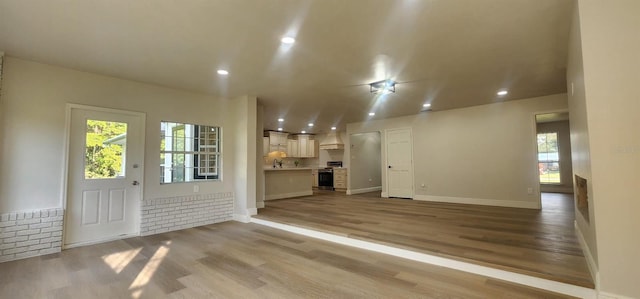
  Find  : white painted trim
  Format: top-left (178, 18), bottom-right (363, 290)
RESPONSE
top-left (414, 195), bottom-right (540, 209)
top-left (348, 186), bottom-right (382, 195)
top-left (256, 201), bottom-right (265, 208)
top-left (540, 186), bottom-right (574, 193)
top-left (250, 218), bottom-right (596, 299)
top-left (265, 190), bottom-right (313, 200)
top-left (247, 208), bottom-right (258, 216)
top-left (233, 214), bottom-right (251, 223)
top-left (381, 192), bottom-right (389, 198)
top-left (575, 220), bottom-right (599, 288)
top-left (598, 292), bottom-right (634, 299)
top-left (63, 232), bottom-right (139, 249)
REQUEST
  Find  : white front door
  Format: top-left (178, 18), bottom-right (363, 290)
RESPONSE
top-left (65, 105), bottom-right (145, 247)
top-left (386, 128), bottom-right (414, 198)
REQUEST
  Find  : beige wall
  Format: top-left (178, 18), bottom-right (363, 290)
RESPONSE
top-left (348, 94), bottom-right (568, 208)
top-left (567, 0), bottom-right (599, 271)
top-left (349, 132), bottom-right (382, 191)
top-left (0, 57), bottom-right (255, 217)
top-left (229, 95), bottom-right (258, 219)
top-left (256, 104), bottom-right (265, 207)
top-left (576, 0), bottom-right (640, 297)
top-left (537, 120), bottom-right (574, 193)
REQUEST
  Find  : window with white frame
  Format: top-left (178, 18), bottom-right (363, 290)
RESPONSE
top-left (161, 122), bottom-right (220, 183)
top-left (537, 132), bottom-right (560, 184)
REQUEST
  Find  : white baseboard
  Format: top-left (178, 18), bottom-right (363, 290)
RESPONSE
top-left (414, 195), bottom-right (540, 209)
top-left (575, 220), bottom-right (599, 289)
top-left (265, 190), bottom-right (313, 200)
top-left (541, 186), bottom-right (574, 193)
top-left (233, 208), bottom-right (258, 223)
top-left (348, 186), bottom-right (382, 195)
top-left (381, 192), bottom-right (388, 198)
top-left (598, 292), bottom-right (635, 299)
top-left (233, 214), bottom-right (251, 223)
top-left (64, 232), bottom-right (139, 249)
top-left (250, 218), bottom-right (596, 299)
top-left (256, 201), bottom-right (265, 208)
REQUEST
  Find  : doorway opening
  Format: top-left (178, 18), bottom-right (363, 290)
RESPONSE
top-left (348, 132), bottom-right (382, 195)
top-left (535, 111), bottom-right (573, 209)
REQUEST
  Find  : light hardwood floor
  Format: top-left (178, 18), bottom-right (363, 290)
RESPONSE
top-left (0, 221), bottom-right (577, 298)
top-left (255, 191), bottom-right (594, 289)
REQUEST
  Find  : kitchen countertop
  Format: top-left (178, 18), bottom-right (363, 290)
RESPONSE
top-left (264, 167), bottom-right (313, 171)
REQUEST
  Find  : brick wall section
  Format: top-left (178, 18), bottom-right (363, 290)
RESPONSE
top-left (0, 208), bottom-right (64, 263)
top-left (140, 192), bottom-right (233, 236)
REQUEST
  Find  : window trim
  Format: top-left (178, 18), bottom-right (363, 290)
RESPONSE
top-left (537, 132), bottom-right (561, 185)
top-left (160, 121), bottom-right (221, 184)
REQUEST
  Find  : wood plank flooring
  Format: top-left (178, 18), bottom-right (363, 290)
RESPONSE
top-left (255, 191), bottom-right (594, 289)
top-left (0, 221), bottom-right (577, 298)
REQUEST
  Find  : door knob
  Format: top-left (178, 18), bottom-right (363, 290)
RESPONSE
top-left (132, 181), bottom-right (140, 186)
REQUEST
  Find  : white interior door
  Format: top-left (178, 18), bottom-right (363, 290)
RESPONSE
top-left (386, 128), bottom-right (414, 198)
top-left (65, 106), bottom-right (145, 247)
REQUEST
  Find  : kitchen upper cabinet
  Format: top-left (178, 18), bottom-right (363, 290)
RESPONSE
top-left (263, 137), bottom-right (269, 156)
top-left (287, 139), bottom-right (298, 157)
top-left (297, 135), bottom-right (316, 158)
top-left (308, 139), bottom-right (317, 157)
top-left (268, 131), bottom-right (288, 153)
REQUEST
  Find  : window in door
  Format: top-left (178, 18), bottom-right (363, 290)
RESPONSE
top-left (85, 119), bottom-right (127, 179)
top-left (537, 132), bottom-right (560, 184)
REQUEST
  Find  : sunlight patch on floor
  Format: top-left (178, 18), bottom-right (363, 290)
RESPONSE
top-left (101, 247), bottom-right (143, 274)
top-left (129, 241), bottom-right (172, 298)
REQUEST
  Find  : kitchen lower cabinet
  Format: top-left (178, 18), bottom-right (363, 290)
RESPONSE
top-left (333, 168), bottom-right (347, 191)
top-left (311, 169), bottom-right (318, 188)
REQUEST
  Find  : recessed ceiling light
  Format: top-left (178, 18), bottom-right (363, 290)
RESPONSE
top-left (369, 112), bottom-right (375, 116)
top-left (277, 128), bottom-right (283, 131)
top-left (278, 118), bottom-right (284, 122)
top-left (301, 130), bottom-right (306, 134)
top-left (308, 123), bottom-right (314, 127)
top-left (423, 103), bottom-right (431, 108)
top-left (281, 36), bottom-right (296, 44)
top-left (331, 127), bottom-right (337, 130)
top-left (217, 69), bottom-right (229, 75)
top-left (497, 90), bottom-right (508, 96)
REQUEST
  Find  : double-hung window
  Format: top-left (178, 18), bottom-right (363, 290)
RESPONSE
top-left (537, 132), bottom-right (560, 184)
top-left (161, 122), bottom-right (220, 183)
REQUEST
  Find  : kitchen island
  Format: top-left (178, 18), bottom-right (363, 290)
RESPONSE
top-left (264, 167), bottom-right (313, 200)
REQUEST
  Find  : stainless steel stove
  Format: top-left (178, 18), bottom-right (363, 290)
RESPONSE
top-left (318, 161), bottom-right (342, 190)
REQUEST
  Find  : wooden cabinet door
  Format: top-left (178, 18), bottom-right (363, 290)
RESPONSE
top-left (287, 140), bottom-right (298, 157)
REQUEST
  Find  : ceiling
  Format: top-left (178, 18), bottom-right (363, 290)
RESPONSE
top-left (0, 0), bottom-right (573, 134)
top-left (536, 112), bottom-right (570, 123)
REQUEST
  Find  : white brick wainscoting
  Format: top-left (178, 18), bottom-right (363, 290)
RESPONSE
top-left (140, 192), bottom-right (234, 236)
top-left (0, 208), bottom-right (64, 262)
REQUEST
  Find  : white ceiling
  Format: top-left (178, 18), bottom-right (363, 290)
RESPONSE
top-left (0, 0), bottom-right (573, 134)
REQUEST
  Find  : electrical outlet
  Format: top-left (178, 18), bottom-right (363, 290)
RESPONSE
top-left (527, 187), bottom-right (533, 194)
top-left (193, 185), bottom-right (199, 193)
top-left (420, 183), bottom-right (426, 189)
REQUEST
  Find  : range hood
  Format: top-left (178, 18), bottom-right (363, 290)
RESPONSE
top-left (320, 132), bottom-right (344, 150)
